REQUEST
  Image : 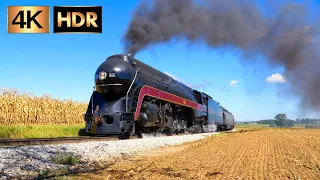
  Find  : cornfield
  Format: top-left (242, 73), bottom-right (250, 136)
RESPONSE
top-left (0, 87), bottom-right (87, 125)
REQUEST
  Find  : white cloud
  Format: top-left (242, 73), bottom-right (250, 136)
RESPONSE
top-left (229, 80), bottom-right (238, 87)
top-left (266, 73), bottom-right (286, 83)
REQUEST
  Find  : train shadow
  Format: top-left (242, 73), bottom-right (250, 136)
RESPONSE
top-left (77, 129), bottom-right (88, 136)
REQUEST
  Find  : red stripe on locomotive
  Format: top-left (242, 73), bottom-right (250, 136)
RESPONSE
top-left (134, 85), bottom-right (207, 120)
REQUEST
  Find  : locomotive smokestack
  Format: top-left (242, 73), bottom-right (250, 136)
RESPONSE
top-left (123, 0), bottom-right (320, 113)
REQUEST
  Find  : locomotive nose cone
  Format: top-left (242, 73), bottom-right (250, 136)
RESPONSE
top-left (94, 55), bottom-right (135, 100)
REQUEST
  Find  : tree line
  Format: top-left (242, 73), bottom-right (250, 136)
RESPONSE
top-left (256, 117), bottom-right (320, 125)
top-left (243, 114), bottom-right (320, 128)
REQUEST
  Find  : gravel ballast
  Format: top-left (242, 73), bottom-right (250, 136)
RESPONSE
top-left (0, 132), bottom-right (218, 179)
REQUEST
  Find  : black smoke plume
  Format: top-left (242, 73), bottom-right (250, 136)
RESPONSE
top-left (123, 0), bottom-right (320, 112)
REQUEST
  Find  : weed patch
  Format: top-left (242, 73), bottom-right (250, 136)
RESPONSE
top-left (53, 152), bottom-right (80, 166)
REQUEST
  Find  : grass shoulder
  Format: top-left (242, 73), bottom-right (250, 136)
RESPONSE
top-left (0, 124), bottom-right (85, 139)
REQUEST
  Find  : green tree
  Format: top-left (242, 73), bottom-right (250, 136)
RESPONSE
top-left (274, 113), bottom-right (287, 127)
top-left (287, 120), bottom-right (295, 127)
top-left (269, 120), bottom-right (275, 127)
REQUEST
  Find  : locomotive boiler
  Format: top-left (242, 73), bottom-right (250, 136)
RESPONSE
top-left (84, 54), bottom-right (235, 138)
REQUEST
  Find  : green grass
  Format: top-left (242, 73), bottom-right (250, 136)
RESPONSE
top-left (235, 123), bottom-right (319, 130)
top-left (235, 124), bottom-right (270, 129)
top-left (291, 123), bottom-right (307, 128)
top-left (305, 124), bottom-right (320, 129)
top-left (53, 152), bottom-right (80, 165)
top-left (0, 124), bottom-right (85, 139)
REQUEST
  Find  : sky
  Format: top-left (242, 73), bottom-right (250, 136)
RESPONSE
top-left (0, 0), bottom-right (319, 122)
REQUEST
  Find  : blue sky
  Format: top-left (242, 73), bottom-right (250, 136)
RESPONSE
top-left (0, 0), bottom-right (319, 121)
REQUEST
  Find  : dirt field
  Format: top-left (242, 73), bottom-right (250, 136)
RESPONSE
top-left (66, 128), bottom-right (320, 180)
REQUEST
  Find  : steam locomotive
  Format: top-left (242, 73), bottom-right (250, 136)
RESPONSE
top-left (84, 54), bottom-right (235, 139)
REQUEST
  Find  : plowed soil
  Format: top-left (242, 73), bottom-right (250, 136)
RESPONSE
top-left (71, 129), bottom-right (320, 180)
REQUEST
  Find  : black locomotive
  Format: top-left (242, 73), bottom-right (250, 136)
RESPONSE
top-left (84, 54), bottom-right (235, 138)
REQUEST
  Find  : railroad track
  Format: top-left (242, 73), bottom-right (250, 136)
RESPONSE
top-left (0, 130), bottom-right (232, 148)
top-left (0, 133), bottom-right (183, 147)
top-left (0, 136), bottom-right (126, 148)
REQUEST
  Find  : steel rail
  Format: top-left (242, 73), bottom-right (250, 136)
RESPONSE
top-left (0, 136), bottom-right (125, 148)
top-left (0, 130), bottom-right (233, 148)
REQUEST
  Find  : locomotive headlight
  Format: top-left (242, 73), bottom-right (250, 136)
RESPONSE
top-left (99, 71), bottom-right (107, 80)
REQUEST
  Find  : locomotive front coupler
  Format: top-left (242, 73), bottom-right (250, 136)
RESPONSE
top-left (86, 112), bottom-right (135, 135)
